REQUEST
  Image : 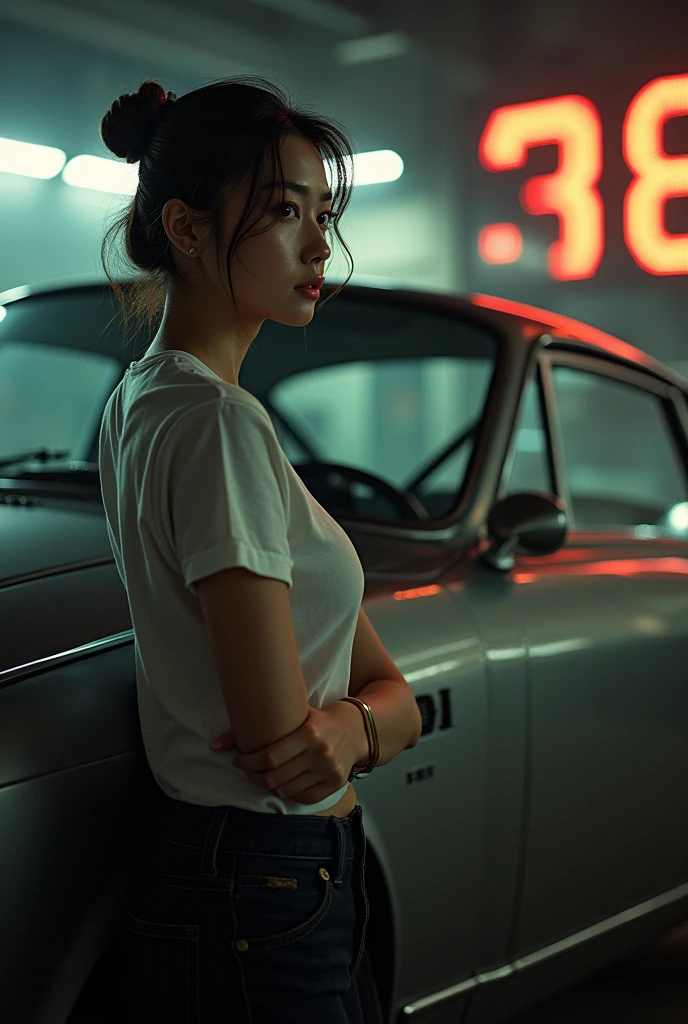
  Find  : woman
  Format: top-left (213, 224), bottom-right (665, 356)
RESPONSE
top-left (97, 77), bottom-right (421, 1023)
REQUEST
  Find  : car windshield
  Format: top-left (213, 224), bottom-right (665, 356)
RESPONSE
top-left (0, 286), bottom-right (498, 520)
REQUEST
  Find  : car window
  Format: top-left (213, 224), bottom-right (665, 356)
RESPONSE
top-left (551, 364), bottom-right (688, 533)
top-left (501, 374), bottom-right (553, 497)
top-left (0, 339), bottom-right (121, 463)
top-left (271, 355), bottom-right (494, 521)
top-left (268, 335), bottom-right (495, 524)
top-left (0, 288), bottom-right (132, 467)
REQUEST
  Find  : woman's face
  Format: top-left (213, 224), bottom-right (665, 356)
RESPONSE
top-left (158, 132), bottom-right (335, 384)
top-left (219, 132), bottom-right (334, 328)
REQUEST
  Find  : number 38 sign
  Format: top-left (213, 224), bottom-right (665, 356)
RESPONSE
top-left (477, 72), bottom-right (688, 280)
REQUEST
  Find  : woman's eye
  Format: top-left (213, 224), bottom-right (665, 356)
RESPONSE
top-left (279, 203), bottom-right (334, 227)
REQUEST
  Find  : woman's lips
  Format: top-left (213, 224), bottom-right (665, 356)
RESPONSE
top-left (294, 285), bottom-right (321, 299)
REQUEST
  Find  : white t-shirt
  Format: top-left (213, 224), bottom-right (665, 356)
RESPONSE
top-left (98, 349), bottom-right (365, 814)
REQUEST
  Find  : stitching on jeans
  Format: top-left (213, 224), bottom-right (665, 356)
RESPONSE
top-left (125, 922), bottom-right (200, 939)
top-left (140, 872), bottom-right (310, 893)
top-left (142, 872), bottom-right (235, 892)
top-left (158, 833), bottom-right (354, 859)
top-left (186, 923), bottom-right (199, 1024)
top-left (238, 874), bottom-right (299, 889)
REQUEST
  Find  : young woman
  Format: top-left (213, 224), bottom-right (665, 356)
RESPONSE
top-left (97, 76), bottom-right (421, 1023)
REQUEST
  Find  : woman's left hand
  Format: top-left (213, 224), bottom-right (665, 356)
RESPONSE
top-left (208, 702), bottom-right (364, 805)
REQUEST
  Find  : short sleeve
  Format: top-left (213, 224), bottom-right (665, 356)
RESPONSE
top-left (161, 397), bottom-right (294, 592)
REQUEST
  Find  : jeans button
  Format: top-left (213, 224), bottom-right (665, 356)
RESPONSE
top-left (318, 867), bottom-right (330, 881)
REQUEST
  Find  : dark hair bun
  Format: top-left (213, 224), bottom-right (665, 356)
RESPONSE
top-left (100, 79), bottom-right (176, 163)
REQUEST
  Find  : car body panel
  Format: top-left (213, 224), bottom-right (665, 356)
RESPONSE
top-left (355, 580), bottom-right (490, 1012)
top-left (511, 535), bottom-right (688, 951)
top-left (442, 552), bottom-right (530, 974)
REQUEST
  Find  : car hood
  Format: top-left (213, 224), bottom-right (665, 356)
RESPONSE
top-left (0, 492), bottom-right (112, 587)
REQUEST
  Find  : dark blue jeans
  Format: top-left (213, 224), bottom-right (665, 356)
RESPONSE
top-left (123, 792), bottom-right (379, 1023)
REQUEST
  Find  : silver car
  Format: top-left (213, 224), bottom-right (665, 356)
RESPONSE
top-left (1, 279), bottom-right (687, 1024)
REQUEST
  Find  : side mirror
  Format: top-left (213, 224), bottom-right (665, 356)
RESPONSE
top-left (480, 491), bottom-right (568, 571)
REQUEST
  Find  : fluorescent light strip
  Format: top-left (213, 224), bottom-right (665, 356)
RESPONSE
top-left (0, 139), bottom-right (404, 196)
top-left (0, 136), bottom-right (66, 179)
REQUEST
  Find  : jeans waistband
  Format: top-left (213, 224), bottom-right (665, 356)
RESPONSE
top-left (155, 793), bottom-right (364, 883)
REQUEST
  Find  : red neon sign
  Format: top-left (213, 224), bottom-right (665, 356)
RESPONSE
top-left (478, 73), bottom-right (688, 278)
top-left (624, 73), bottom-right (688, 274)
top-left (478, 223), bottom-right (523, 264)
top-left (479, 95), bottom-right (604, 281)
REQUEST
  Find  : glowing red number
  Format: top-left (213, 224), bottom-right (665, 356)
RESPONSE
top-left (623, 73), bottom-right (688, 274)
top-left (479, 95), bottom-right (604, 280)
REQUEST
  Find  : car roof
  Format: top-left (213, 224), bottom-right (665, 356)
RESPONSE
top-left (1, 277), bottom-right (686, 396)
top-left (470, 293), bottom-right (688, 395)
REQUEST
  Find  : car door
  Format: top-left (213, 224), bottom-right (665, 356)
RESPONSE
top-left (498, 349), bottom-right (688, 960)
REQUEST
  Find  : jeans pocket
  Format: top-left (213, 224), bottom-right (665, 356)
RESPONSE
top-left (124, 908), bottom-right (201, 1024)
top-left (231, 854), bottom-right (335, 952)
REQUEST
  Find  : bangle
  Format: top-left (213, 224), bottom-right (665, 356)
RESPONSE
top-left (339, 696), bottom-right (380, 781)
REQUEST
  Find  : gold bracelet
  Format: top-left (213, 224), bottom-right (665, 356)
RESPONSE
top-left (339, 696), bottom-right (380, 780)
top-left (340, 698), bottom-right (378, 769)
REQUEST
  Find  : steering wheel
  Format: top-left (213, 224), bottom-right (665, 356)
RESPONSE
top-left (294, 461), bottom-right (430, 521)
